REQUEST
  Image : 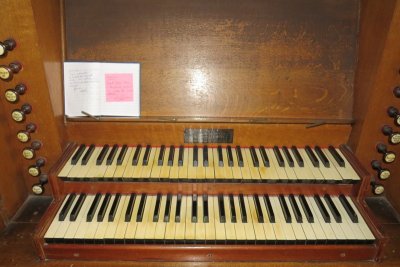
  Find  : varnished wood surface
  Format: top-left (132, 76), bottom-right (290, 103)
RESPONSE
top-left (349, 0), bottom-right (400, 210)
top-left (64, 0), bottom-right (358, 121)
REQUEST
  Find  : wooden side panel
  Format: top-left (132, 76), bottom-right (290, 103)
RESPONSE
top-left (0, 0), bottom-right (63, 196)
top-left (349, 0), bottom-right (400, 209)
top-left (64, 0), bottom-right (359, 121)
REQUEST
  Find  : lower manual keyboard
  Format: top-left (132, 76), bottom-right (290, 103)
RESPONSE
top-left (44, 193), bottom-right (375, 245)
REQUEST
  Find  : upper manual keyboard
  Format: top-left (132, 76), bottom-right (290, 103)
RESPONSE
top-left (58, 144), bottom-right (360, 183)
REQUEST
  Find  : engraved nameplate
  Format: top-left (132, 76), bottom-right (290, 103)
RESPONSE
top-left (184, 129), bottom-right (234, 143)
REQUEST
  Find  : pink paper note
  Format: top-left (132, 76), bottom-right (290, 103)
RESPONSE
top-left (105, 73), bottom-right (134, 102)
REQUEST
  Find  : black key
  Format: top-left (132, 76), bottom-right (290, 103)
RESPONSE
top-left (279, 194), bottom-right (291, 223)
top-left (168, 145), bottom-right (175, 166)
top-left (96, 144), bottom-right (110, 165)
top-left (324, 194), bottom-right (341, 223)
top-left (305, 145), bottom-right (319, 167)
top-left (70, 194), bottom-right (86, 221)
top-left (108, 193), bottom-right (121, 222)
top-left (282, 146), bottom-right (294, 167)
top-left (192, 194), bottom-right (198, 223)
top-left (299, 195), bottom-right (314, 223)
top-left (153, 193), bottom-right (162, 222)
top-left (291, 146), bottom-right (304, 167)
top-left (86, 193), bottom-right (101, 222)
top-left (273, 146), bottom-right (285, 167)
top-left (339, 195), bottom-right (358, 223)
top-left (314, 195), bottom-right (330, 223)
top-left (229, 194), bottom-right (236, 223)
top-left (193, 146), bottom-right (198, 167)
top-left (136, 194), bottom-right (147, 222)
top-left (328, 146), bottom-right (345, 167)
top-left (203, 195), bottom-right (209, 223)
top-left (217, 146), bottom-right (223, 167)
top-left (158, 145), bottom-right (166, 166)
top-left (97, 193), bottom-right (111, 222)
top-left (314, 146), bottom-right (330, 167)
top-left (203, 146), bottom-right (209, 167)
top-left (71, 144), bottom-right (86, 165)
top-left (59, 193), bottom-right (76, 221)
top-left (125, 193), bottom-right (136, 222)
top-left (178, 145), bottom-right (184, 166)
top-left (218, 195), bottom-right (226, 223)
top-left (175, 194), bottom-right (182, 222)
top-left (253, 195), bottom-right (264, 223)
top-left (227, 146), bottom-right (234, 167)
top-left (259, 146), bottom-right (270, 167)
top-left (132, 145), bottom-right (142, 166)
top-left (236, 146), bottom-right (244, 167)
top-left (164, 194), bottom-right (172, 222)
top-left (81, 144), bottom-right (95, 165)
top-left (106, 144), bottom-right (118, 165)
top-left (238, 194), bottom-right (247, 223)
top-left (289, 194), bottom-right (302, 223)
top-left (116, 145), bottom-right (128, 165)
top-left (142, 145), bottom-right (151, 166)
top-left (250, 146), bottom-right (259, 167)
top-left (263, 195), bottom-right (275, 223)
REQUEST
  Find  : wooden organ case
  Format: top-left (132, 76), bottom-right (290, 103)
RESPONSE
top-left (0, 0), bottom-right (400, 262)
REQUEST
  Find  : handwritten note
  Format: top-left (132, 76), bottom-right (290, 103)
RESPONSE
top-left (105, 73), bottom-right (134, 102)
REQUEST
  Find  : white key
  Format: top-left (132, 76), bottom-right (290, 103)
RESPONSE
top-left (258, 195), bottom-right (277, 242)
top-left (104, 195), bottom-right (127, 241)
top-left (64, 195), bottom-right (92, 240)
top-left (104, 147), bottom-right (122, 179)
top-left (213, 196), bottom-right (226, 243)
top-left (223, 195), bottom-right (236, 243)
top-left (185, 195), bottom-right (196, 242)
top-left (195, 195), bottom-right (206, 242)
top-left (174, 195), bottom-right (187, 242)
top-left (59, 146), bottom-right (81, 178)
top-left (53, 195), bottom-right (81, 240)
top-left (307, 196), bottom-right (336, 242)
top-left (247, 196), bottom-right (266, 242)
top-left (44, 194), bottom-right (74, 241)
top-left (84, 194), bottom-right (105, 241)
top-left (124, 194), bottom-right (142, 242)
top-left (154, 195), bottom-right (167, 242)
top-left (164, 195), bottom-right (177, 242)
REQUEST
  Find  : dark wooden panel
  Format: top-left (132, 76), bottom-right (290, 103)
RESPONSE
top-left (64, 0), bottom-right (359, 121)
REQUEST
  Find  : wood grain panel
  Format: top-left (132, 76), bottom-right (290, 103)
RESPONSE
top-left (64, 0), bottom-right (359, 121)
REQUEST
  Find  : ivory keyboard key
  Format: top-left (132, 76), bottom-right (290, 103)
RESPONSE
top-left (74, 195), bottom-right (98, 242)
top-left (223, 195), bottom-right (236, 244)
top-left (75, 147), bottom-right (101, 179)
top-left (106, 144), bottom-right (118, 165)
top-left (187, 148), bottom-right (197, 181)
top-left (53, 196), bottom-right (80, 242)
top-left (205, 148), bottom-right (215, 181)
top-left (298, 149), bottom-right (324, 182)
top-left (222, 148), bottom-right (233, 181)
top-left (44, 195), bottom-right (74, 242)
top-left (150, 148), bottom-right (162, 179)
top-left (195, 195), bottom-right (206, 243)
top-left (168, 147), bottom-right (180, 181)
top-left (59, 146), bottom-right (83, 178)
top-left (93, 195), bottom-right (115, 243)
top-left (86, 147), bottom-right (109, 178)
top-left (196, 148), bottom-right (206, 181)
top-left (232, 196), bottom-right (246, 243)
top-left (124, 194), bottom-right (141, 243)
top-left (312, 147), bottom-right (342, 183)
top-left (319, 196), bottom-right (347, 243)
top-left (104, 195), bottom-right (127, 243)
top-left (281, 146), bottom-right (294, 167)
top-left (104, 147), bottom-right (122, 179)
top-left (287, 149), bottom-right (313, 182)
top-left (114, 195), bottom-right (131, 243)
top-left (140, 147), bottom-right (156, 180)
top-left (132, 146), bottom-right (146, 180)
top-left (336, 149), bottom-right (360, 182)
top-left (154, 195), bottom-right (167, 243)
top-left (248, 196), bottom-right (266, 244)
top-left (117, 147), bottom-right (133, 179)
top-left (307, 196), bottom-right (336, 243)
top-left (256, 148), bottom-right (277, 182)
top-left (267, 149), bottom-right (287, 181)
top-left (273, 146), bottom-right (285, 167)
top-left (279, 148), bottom-right (297, 182)
top-left (284, 195), bottom-right (306, 243)
top-left (293, 196), bottom-right (316, 244)
top-left (291, 146), bottom-right (304, 167)
top-left (164, 195), bottom-right (177, 243)
top-left (213, 196), bottom-right (226, 244)
top-left (314, 146), bottom-right (330, 167)
top-left (323, 148), bottom-right (352, 183)
top-left (239, 148), bottom-right (252, 181)
top-left (144, 195), bottom-right (158, 243)
top-left (185, 195), bottom-right (196, 243)
top-left (244, 148), bottom-right (261, 182)
top-left (175, 195), bottom-right (187, 243)
top-left (270, 196), bottom-right (295, 243)
top-left (258, 195), bottom-right (276, 243)
top-left (84, 194), bottom-right (105, 243)
top-left (213, 148), bottom-right (225, 181)
top-left (305, 146), bottom-right (319, 167)
top-left (178, 148), bottom-right (189, 181)
top-left (65, 195), bottom-right (93, 242)
top-left (135, 194), bottom-right (152, 243)
top-left (231, 147), bottom-right (242, 182)
top-left (204, 195), bottom-right (216, 244)
top-left (159, 147), bottom-right (171, 180)
top-left (301, 196), bottom-right (326, 243)
top-left (242, 196), bottom-right (256, 243)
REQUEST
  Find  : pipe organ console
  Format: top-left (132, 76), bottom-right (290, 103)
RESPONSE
top-left (1, 0), bottom-right (400, 263)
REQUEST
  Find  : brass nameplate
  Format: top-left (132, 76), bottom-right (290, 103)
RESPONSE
top-left (184, 129), bottom-right (233, 143)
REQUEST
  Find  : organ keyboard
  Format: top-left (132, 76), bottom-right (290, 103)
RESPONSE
top-left (58, 144), bottom-right (360, 183)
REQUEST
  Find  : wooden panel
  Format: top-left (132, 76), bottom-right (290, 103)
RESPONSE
top-left (0, 0), bottom-right (64, 195)
top-left (349, 0), bottom-right (400, 210)
top-left (64, 0), bottom-right (359, 121)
